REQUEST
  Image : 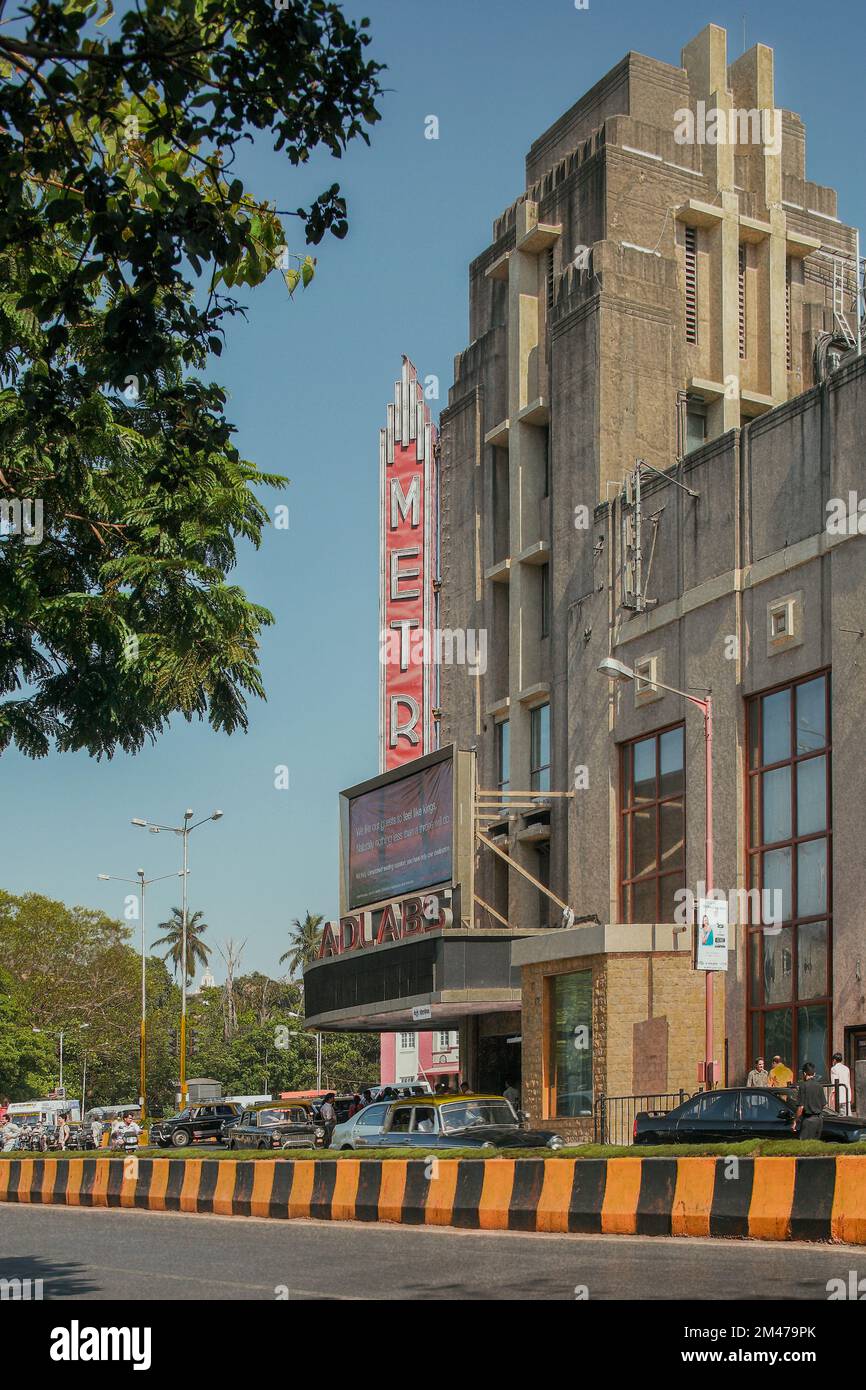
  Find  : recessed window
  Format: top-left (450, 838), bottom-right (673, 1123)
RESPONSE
top-left (530, 703), bottom-right (551, 792)
top-left (496, 718), bottom-right (510, 792)
top-left (685, 397), bottom-right (707, 454)
top-left (546, 970), bottom-right (592, 1118)
top-left (620, 726), bottom-right (685, 922)
top-left (747, 674), bottom-right (832, 1078)
top-left (540, 563), bottom-right (551, 638)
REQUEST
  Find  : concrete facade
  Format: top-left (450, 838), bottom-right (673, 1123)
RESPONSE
top-left (437, 24), bottom-right (864, 1106)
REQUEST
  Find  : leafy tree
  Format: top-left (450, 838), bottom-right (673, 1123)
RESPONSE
top-left (0, 0), bottom-right (382, 758)
top-left (280, 910), bottom-right (324, 977)
top-left (152, 905), bottom-right (211, 983)
top-left (0, 967), bottom-right (55, 1097)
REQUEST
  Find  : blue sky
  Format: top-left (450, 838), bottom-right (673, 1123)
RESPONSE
top-left (2, 0), bottom-right (863, 978)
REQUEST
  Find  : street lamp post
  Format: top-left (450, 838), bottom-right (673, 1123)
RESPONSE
top-left (98, 869), bottom-right (186, 1121)
top-left (598, 656), bottom-right (716, 1085)
top-left (287, 1012), bottom-right (323, 1089)
top-left (131, 810), bottom-right (223, 1106)
top-left (33, 1023), bottom-right (89, 1104)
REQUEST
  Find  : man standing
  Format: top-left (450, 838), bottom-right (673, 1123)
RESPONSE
top-left (769, 1055), bottom-right (794, 1087)
top-left (830, 1052), bottom-right (852, 1114)
top-left (746, 1057), bottom-right (769, 1088)
top-left (319, 1093), bottom-right (337, 1146)
top-left (793, 1062), bottom-right (826, 1140)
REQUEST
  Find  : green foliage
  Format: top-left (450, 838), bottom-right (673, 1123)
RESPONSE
top-left (0, 0), bottom-right (382, 758)
top-left (0, 887), bottom-right (378, 1110)
top-left (151, 906), bottom-right (211, 983)
top-left (279, 910), bottom-right (324, 977)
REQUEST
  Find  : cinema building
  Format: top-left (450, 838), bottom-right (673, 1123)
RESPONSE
top-left (308, 23), bottom-right (866, 1132)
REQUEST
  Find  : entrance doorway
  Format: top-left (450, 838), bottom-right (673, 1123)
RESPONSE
top-left (477, 1034), bottom-right (521, 1097)
top-left (845, 1026), bottom-right (866, 1110)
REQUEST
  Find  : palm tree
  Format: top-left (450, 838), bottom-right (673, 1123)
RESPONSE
top-left (152, 908), bottom-right (212, 984)
top-left (280, 911), bottom-right (324, 978)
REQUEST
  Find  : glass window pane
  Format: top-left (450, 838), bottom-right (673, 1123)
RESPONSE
top-left (748, 699), bottom-right (760, 770)
top-left (796, 677), bottom-right (826, 755)
top-left (659, 727), bottom-right (684, 797)
top-left (632, 738), bottom-right (656, 803)
top-left (797, 839), bottom-right (828, 918)
top-left (751, 1010), bottom-right (762, 1066)
top-left (797, 1004), bottom-right (828, 1079)
top-left (552, 971), bottom-right (592, 1117)
top-left (660, 799), bottom-right (684, 868)
top-left (629, 876), bottom-right (657, 923)
top-left (764, 1009), bottom-right (793, 1073)
top-left (632, 806), bottom-right (656, 878)
top-left (749, 775), bottom-right (760, 848)
top-left (658, 873), bottom-right (684, 924)
top-left (762, 688), bottom-right (791, 764)
top-left (749, 932), bottom-right (761, 1005)
top-left (796, 756), bottom-right (826, 837)
top-left (763, 926), bottom-right (793, 1005)
top-left (761, 766), bottom-right (791, 844)
top-left (762, 846), bottom-right (792, 923)
top-left (797, 921), bottom-right (828, 1000)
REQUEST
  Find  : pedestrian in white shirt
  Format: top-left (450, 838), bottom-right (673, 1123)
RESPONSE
top-left (830, 1052), bottom-right (852, 1114)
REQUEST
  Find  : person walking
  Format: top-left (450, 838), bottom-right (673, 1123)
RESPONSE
top-left (319, 1093), bottom-right (337, 1146)
top-left (769, 1055), bottom-right (794, 1087)
top-left (830, 1052), bottom-right (852, 1114)
top-left (55, 1112), bottom-right (71, 1152)
top-left (90, 1115), bottom-right (103, 1149)
top-left (793, 1062), bottom-right (826, 1141)
top-left (503, 1080), bottom-right (520, 1108)
top-left (746, 1057), bottom-right (770, 1087)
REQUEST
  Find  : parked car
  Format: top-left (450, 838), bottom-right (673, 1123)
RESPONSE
top-left (330, 1093), bottom-right (564, 1151)
top-left (222, 1103), bottom-right (326, 1151)
top-left (149, 1101), bottom-right (242, 1149)
top-left (633, 1087), bottom-right (866, 1145)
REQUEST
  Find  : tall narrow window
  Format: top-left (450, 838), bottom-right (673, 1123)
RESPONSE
top-left (530, 703), bottom-right (551, 792)
top-left (620, 725), bottom-right (685, 922)
top-left (540, 563), bottom-right (551, 638)
top-left (685, 226), bottom-right (698, 344)
top-left (496, 718), bottom-right (510, 792)
top-left (747, 674), bottom-right (832, 1078)
top-left (785, 258), bottom-right (792, 370)
top-left (547, 970), bottom-right (592, 1117)
top-left (738, 244), bottom-right (747, 359)
top-left (545, 246), bottom-right (555, 313)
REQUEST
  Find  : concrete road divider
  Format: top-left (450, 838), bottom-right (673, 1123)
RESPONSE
top-left (1, 1155), bottom-right (864, 1242)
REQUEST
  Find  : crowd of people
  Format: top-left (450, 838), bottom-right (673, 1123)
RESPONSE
top-left (743, 1053), bottom-right (853, 1139)
top-left (0, 1098), bottom-right (142, 1152)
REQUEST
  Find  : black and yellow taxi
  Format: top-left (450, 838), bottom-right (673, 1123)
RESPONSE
top-left (330, 1093), bottom-right (564, 1151)
top-left (149, 1101), bottom-right (242, 1148)
top-left (222, 1101), bottom-right (326, 1151)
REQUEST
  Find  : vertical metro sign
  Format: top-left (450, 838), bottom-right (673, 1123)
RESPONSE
top-left (379, 357), bottom-right (439, 771)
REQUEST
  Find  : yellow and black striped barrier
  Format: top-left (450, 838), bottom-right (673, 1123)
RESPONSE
top-left (1, 1155), bottom-right (864, 1242)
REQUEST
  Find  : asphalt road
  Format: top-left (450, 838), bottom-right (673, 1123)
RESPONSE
top-left (0, 1203), bottom-right (861, 1300)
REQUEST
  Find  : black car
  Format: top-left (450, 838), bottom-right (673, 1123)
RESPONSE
top-left (149, 1101), bottom-right (242, 1149)
top-left (633, 1087), bottom-right (866, 1145)
top-left (332, 1094), bottom-right (564, 1151)
top-left (222, 1103), bottom-right (326, 1151)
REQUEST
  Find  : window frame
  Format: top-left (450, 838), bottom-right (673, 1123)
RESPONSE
top-left (618, 721), bottom-right (686, 923)
top-left (530, 702), bottom-right (551, 792)
top-left (745, 670), bottom-right (833, 1078)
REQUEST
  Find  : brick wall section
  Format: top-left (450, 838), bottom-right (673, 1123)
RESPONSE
top-left (520, 952), bottom-right (725, 1141)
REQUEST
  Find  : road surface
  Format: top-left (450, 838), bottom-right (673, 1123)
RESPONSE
top-left (0, 1203), bottom-right (859, 1300)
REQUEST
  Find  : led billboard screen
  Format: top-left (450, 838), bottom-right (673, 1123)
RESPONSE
top-left (346, 753), bottom-right (453, 909)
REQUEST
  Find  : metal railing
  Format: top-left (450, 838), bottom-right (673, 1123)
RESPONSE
top-left (594, 1090), bottom-right (689, 1147)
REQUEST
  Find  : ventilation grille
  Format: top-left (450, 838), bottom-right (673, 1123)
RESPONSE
top-left (738, 245), bottom-right (747, 359)
top-left (685, 227), bottom-right (698, 344)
